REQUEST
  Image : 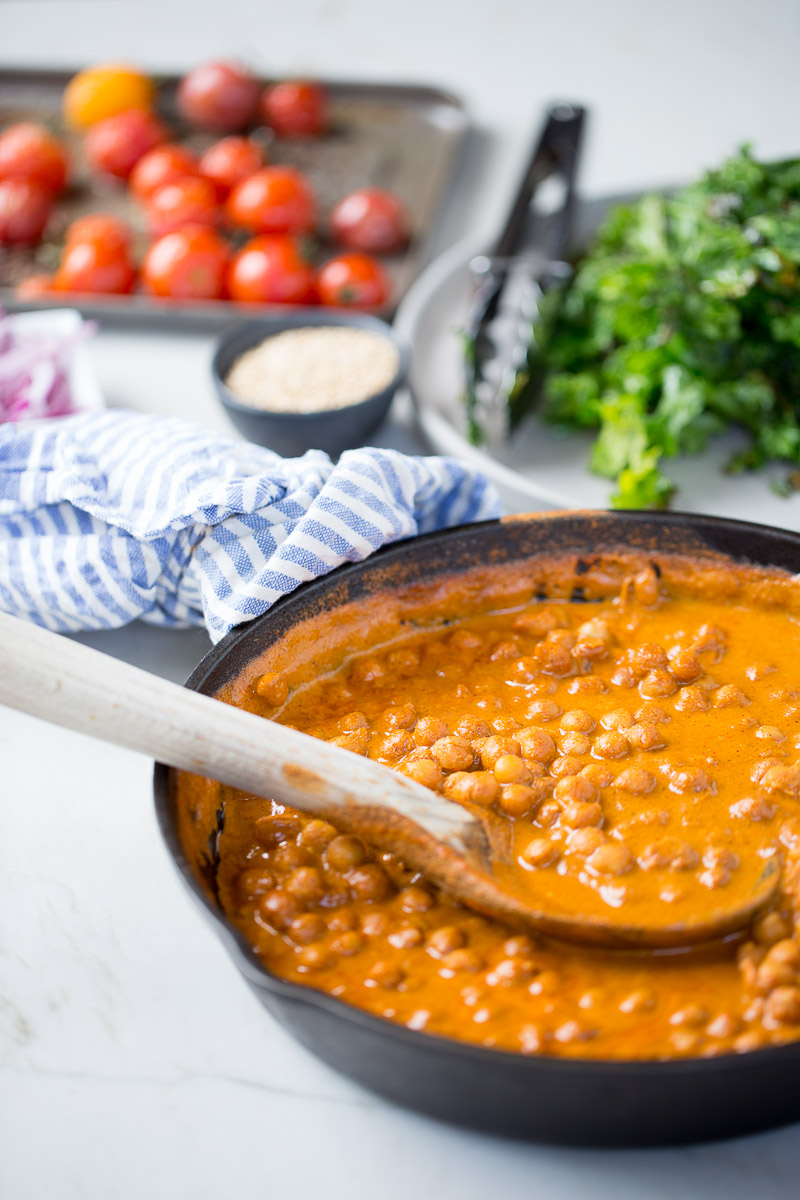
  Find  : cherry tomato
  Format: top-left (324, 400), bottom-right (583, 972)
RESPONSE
top-left (63, 63), bottom-right (154, 130)
top-left (65, 213), bottom-right (132, 254)
top-left (0, 123), bottom-right (68, 195)
top-left (259, 81), bottom-right (328, 138)
top-left (54, 239), bottom-right (135, 294)
top-left (227, 166), bottom-right (316, 235)
top-left (16, 273), bottom-right (55, 300)
top-left (177, 62), bottom-right (260, 133)
top-left (141, 224), bottom-right (230, 299)
top-left (199, 136), bottom-right (263, 199)
top-left (146, 176), bottom-right (220, 237)
top-left (330, 187), bottom-right (410, 254)
top-left (0, 179), bottom-right (52, 245)
top-left (315, 252), bottom-right (391, 309)
top-left (85, 108), bottom-right (168, 180)
top-left (130, 144), bottom-right (199, 200)
top-left (227, 235), bottom-right (315, 304)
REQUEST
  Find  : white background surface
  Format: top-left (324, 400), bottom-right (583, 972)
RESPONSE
top-left (3, 1), bottom-right (800, 1197)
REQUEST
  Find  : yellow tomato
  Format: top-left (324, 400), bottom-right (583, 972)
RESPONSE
top-left (63, 63), bottom-right (154, 130)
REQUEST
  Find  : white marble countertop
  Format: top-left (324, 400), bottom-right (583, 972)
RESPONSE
top-left (3, 1), bottom-right (800, 1195)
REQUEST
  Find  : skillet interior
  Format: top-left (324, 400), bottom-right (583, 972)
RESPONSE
top-left (154, 509), bottom-right (800, 1146)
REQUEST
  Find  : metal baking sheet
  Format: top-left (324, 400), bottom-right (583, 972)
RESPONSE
top-left (0, 67), bottom-right (470, 330)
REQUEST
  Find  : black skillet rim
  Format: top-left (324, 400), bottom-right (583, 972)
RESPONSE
top-left (153, 507), bottom-right (800, 1080)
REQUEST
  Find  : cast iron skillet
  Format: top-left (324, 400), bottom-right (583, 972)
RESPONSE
top-left (154, 510), bottom-right (800, 1147)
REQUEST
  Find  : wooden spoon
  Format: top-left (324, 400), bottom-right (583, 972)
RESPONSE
top-left (0, 611), bottom-right (778, 948)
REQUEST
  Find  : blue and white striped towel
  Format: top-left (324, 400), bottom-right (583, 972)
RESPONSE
top-left (0, 410), bottom-right (500, 642)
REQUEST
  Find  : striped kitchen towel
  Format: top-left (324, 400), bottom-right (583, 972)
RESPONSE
top-left (0, 410), bottom-right (500, 642)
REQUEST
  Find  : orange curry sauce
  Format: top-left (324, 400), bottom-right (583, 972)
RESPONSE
top-left (175, 553), bottom-right (800, 1059)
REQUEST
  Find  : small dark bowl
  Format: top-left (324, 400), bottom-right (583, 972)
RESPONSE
top-left (212, 310), bottom-right (408, 459)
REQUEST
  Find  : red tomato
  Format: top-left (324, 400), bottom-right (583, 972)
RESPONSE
top-left (141, 225), bottom-right (230, 299)
top-left (54, 239), bottom-right (135, 294)
top-left (0, 179), bottom-right (52, 245)
top-left (227, 235), bottom-right (315, 304)
top-left (146, 176), bottom-right (220, 237)
top-left (330, 187), bottom-right (410, 254)
top-left (315, 252), bottom-right (391, 309)
top-left (85, 108), bottom-right (168, 180)
top-left (199, 136), bottom-right (263, 199)
top-left (177, 62), bottom-right (260, 132)
top-left (227, 166), bottom-right (316, 235)
top-left (259, 81), bottom-right (328, 138)
top-left (130, 143), bottom-right (199, 200)
top-left (16, 273), bottom-right (55, 300)
top-left (0, 123), bottom-right (68, 195)
top-left (65, 213), bottom-right (132, 254)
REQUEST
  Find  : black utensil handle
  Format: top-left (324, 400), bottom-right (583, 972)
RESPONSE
top-left (493, 103), bottom-right (586, 261)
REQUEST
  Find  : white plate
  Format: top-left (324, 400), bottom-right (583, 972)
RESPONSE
top-left (395, 236), bottom-right (800, 529)
top-left (5, 308), bottom-right (104, 416)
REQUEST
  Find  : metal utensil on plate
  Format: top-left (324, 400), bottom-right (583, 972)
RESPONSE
top-left (463, 103), bottom-right (585, 442)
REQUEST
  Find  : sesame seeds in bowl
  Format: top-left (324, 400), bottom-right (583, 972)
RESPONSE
top-left (212, 311), bottom-right (408, 458)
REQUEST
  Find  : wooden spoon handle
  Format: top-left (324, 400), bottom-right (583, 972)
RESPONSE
top-left (0, 611), bottom-right (481, 855)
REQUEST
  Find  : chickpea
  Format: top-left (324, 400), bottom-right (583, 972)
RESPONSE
top-left (414, 715), bottom-right (450, 746)
top-left (746, 661), bottom-right (777, 681)
top-left (443, 948), bottom-right (484, 973)
top-left (387, 647), bottom-right (421, 676)
top-left (636, 704), bottom-right (669, 725)
top-left (664, 763), bottom-right (713, 793)
top-left (692, 623), bottom-right (727, 658)
top-left (566, 826), bottom-right (607, 855)
top-left (572, 636), bottom-right (609, 663)
top-left (554, 1020), bottom-right (595, 1045)
top-left (640, 837), bottom-right (699, 872)
top-left (562, 801), bottom-right (604, 830)
top-left (380, 702), bottom-right (417, 730)
top-left (520, 837), bottom-right (561, 868)
top-left (431, 736), bottom-right (475, 772)
top-left (327, 908), bottom-right (357, 933)
top-left (730, 795), bottom-right (776, 821)
top-left (401, 757), bottom-right (444, 790)
top-left (516, 728), bottom-right (556, 764)
top-left (511, 655), bottom-right (538, 681)
top-left (547, 628), bottom-right (576, 650)
top-left (350, 657), bottom-right (385, 685)
top-left (426, 925), bottom-right (466, 956)
top-left (349, 864), bottom-right (392, 903)
top-left (477, 734), bottom-right (522, 769)
top-left (734, 1030), bottom-right (768, 1054)
top-left (325, 835), bottom-right (366, 872)
top-left (360, 911), bottom-right (390, 937)
top-left (754, 913), bottom-right (794, 946)
top-left (619, 990), bottom-right (655, 1014)
top-left (706, 1013), bottom-right (741, 1040)
top-left (554, 775), bottom-right (598, 805)
top-left (525, 699), bottom-right (561, 722)
top-left (338, 711), bottom-right (369, 733)
top-left (367, 961), bottom-right (405, 989)
top-left (763, 938), bottom-right (800, 967)
top-left (285, 866), bottom-right (325, 904)
top-left (449, 628), bottom-right (484, 652)
top-left (299, 819), bottom-right (338, 852)
top-left (550, 755), bottom-right (584, 778)
top-left (288, 912), bottom-right (326, 944)
top-left (670, 1030), bottom-right (703, 1055)
top-left (632, 643), bottom-right (668, 672)
top-left (588, 841), bottom-right (634, 876)
top-left (255, 671), bottom-right (288, 706)
top-left (669, 650), bottom-right (702, 684)
top-left (513, 607), bottom-right (565, 637)
top-left (491, 753), bottom-right (528, 785)
top-left (255, 813), bottom-right (303, 848)
top-left (536, 800), bottom-right (561, 827)
top-left (632, 566), bottom-right (660, 606)
top-left (639, 669), bottom-right (677, 699)
top-left (259, 889), bottom-right (300, 929)
top-left (398, 885), bottom-right (434, 912)
top-left (519, 1025), bottom-right (544, 1054)
top-left (387, 926), bottom-right (423, 949)
top-left (699, 865), bottom-right (731, 889)
top-left (765, 986), bottom-right (800, 1024)
top-left (593, 731), bottom-right (631, 759)
top-left (331, 931), bottom-right (365, 957)
top-left (751, 757), bottom-right (783, 785)
top-left (713, 684), bottom-right (751, 708)
top-left (534, 641), bottom-right (573, 676)
top-left (498, 784), bottom-right (536, 818)
top-left (271, 843), bottom-right (308, 873)
top-left (580, 763), bottom-right (615, 788)
top-left (756, 726), bottom-right (787, 743)
top-left (560, 731), bottom-right (592, 756)
top-left (610, 666), bottom-right (637, 688)
top-left (674, 686), bottom-right (710, 713)
top-left (577, 616), bottom-right (614, 644)
top-left (490, 639), bottom-right (520, 661)
top-left (443, 770), bottom-right (500, 807)
top-left (615, 766), bottom-right (656, 795)
top-left (528, 969), bottom-right (561, 996)
top-left (454, 715), bottom-right (492, 740)
top-left (236, 867), bottom-right (276, 898)
top-left (560, 709), bottom-right (596, 734)
top-left (486, 957), bottom-right (536, 986)
top-left (756, 960), bottom-right (797, 991)
top-left (601, 708), bottom-right (634, 732)
top-left (331, 729), bottom-right (370, 755)
top-left (492, 716), bottom-right (522, 734)
top-left (703, 846), bottom-right (740, 871)
top-left (759, 764), bottom-right (800, 797)
top-left (296, 943), bottom-right (333, 971)
top-left (669, 1004), bottom-right (708, 1028)
top-left (374, 729), bottom-right (414, 761)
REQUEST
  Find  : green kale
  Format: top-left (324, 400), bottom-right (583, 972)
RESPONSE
top-left (523, 146), bottom-right (800, 508)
